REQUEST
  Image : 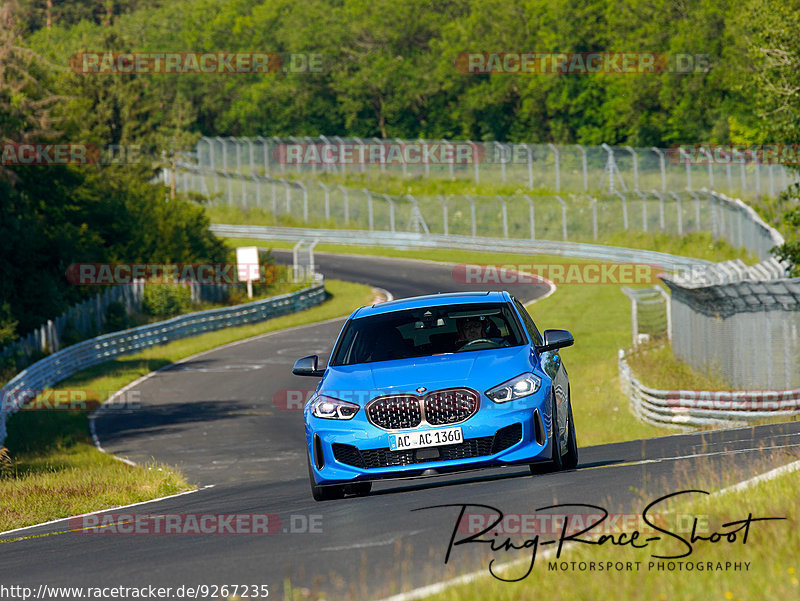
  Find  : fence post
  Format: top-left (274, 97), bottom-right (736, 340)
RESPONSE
top-left (548, 144), bottom-right (560, 192)
top-left (701, 147), bottom-right (714, 189)
top-left (689, 190), bottom-right (701, 231)
top-left (652, 190), bottom-right (665, 230)
top-left (284, 180), bottom-right (292, 214)
top-left (733, 149), bottom-right (746, 194)
top-left (363, 188), bottom-right (374, 230)
top-left (465, 195), bottom-right (476, 237)
top-left (353, 137), bottom-right (366, 174)
top-left (215, 136), bottom-right (227, 172)
top-left (331, 136), bottom-right (345, 175)
top-left (296, 182), bottom-right (308, 223)
top-left (669, 191), bottom-right (683, 236)
top-left (601, 143), bottom-right (617, 192)
top-left (678, 147), bottom-right (692, 191)
top-left (576, 144), bottom-right (588, 192)
top-left (273, 136), bottom-right (285, 176)
top-left (496, 195), bottom-right (508, 238)
top-left (624, 146), bottom-right (639, 191)
top-left (768, 164), bottom-right (775, 198)
top-left (383, 194), bottom-right (395, 231)
top-left (252, 175), bottom-right (260, 208)
top-left (337, 185), bottom-right (349, 224)
top-left (650, 147), bottom-right (666, 192)
top-left (524, 144), bottom-right (534, 190)
top-left (202, 136), bottom-right (214, 171)
top-left (555, 195), bottom-right (567, 240)
top-left (468, 141), bottom-right (479, 184)
top-left (754, 153), bottom-right (762, 198)
top-left (723, 148), bottom-right (732, 195)
top-left (420, 138), bottom-right (430, 178)
top-left (318, 135), bottom-right (330, 174)
top-left (523, 194), bottom-right (535, 240)
top-left (495, 142), bottom-right (506, 185)
top-left (439, 195), bottom-right (448, 236)
top-left (225, 173), bottom-right (233, 206)
top-left (373, 138), bottom-right (386, 174)
top-left (636, 191), bottom-right (648, 231)
top-left (443, 139), bottom-right (455, 180)
top-left (588, 196), bottom-right (598, 240)
top-left (319, 183), bottom-right (330, 221)
top-left (255, 136), bottom-right (269, 176)
top-left (616, 191), bottom-right (629, 230)
top-left (244, 137), bottom-right (254, 175)
top-left (395, 138), bottom-right (407, 178)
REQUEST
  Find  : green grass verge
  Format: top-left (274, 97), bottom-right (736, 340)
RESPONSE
top-left (0, 280), bottom-right (374, 531)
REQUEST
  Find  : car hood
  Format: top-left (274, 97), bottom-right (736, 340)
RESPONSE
top-left (321, 346), bottom-right (533, 403)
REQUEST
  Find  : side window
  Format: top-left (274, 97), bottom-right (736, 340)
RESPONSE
top-left (514, 299), bottom-right (543, 346)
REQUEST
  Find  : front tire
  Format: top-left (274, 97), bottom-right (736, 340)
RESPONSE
top-left (308, 454), bottom-right (344, 501)
top-left (561, 388), bottom-right (579, 470)
top-left (530, 392), bottom-right (563, 474)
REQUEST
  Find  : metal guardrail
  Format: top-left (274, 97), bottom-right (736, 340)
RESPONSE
top-left (209, 224), bottom-right (713, 272)
top-left (618, 349), bottom-right (800, 430)
top-left (0, 280), bottom-right (326, 446)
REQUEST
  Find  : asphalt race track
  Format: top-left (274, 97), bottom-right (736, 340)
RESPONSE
top-left (2, 252), bottom-right (799, 600)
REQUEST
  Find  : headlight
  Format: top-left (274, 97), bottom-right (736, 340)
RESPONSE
top-left (310, 395), bottom-right (360, 419)
top-left (485, 373), bottom-right (541, 403)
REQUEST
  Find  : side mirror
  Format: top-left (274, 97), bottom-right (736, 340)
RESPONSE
top-left (536, 329), bottom-right (574, 352)
top-left (292, 355), bottom-right (325, 377)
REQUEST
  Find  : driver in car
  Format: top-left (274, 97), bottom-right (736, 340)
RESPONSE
top-left (456, 316), bottom-right (486, 343)
top-left (455, 315), bottom-right (510, 351)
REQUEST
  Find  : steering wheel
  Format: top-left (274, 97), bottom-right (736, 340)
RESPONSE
top-left (457, 338), bottom-right (497, 350)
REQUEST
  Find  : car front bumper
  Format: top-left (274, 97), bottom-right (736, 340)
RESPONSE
top-left (306, 398), bottom-right (554, 485)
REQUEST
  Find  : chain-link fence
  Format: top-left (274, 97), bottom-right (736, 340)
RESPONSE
top-left (192, 137), bottom-right (800, 200)
top-left (662, 260), bottom-right (800, 389)
top-left (172, 163), bottom-right (783, 261)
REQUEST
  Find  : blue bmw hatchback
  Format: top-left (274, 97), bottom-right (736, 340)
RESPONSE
top-left (292, 291), bottom-right (577, 501)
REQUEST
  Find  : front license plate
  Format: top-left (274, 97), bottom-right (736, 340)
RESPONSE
top-left (389, 427), bottom-right (463, 451)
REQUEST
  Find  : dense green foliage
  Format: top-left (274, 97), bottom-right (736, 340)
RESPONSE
top-left (141, 283), bottom-right (192, 318)
top-left (13, 0), bottom-right (799, 146)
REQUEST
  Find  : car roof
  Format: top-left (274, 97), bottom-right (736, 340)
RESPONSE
top-left (351, 291), bottom-right (511, 319)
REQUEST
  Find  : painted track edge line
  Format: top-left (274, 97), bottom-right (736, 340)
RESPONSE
top-left (711, 457), bottom-right (800, 497)
top-left (373, 547), bottom-right (562, 601)
top-left (0, 485), bottom-right (214, 538)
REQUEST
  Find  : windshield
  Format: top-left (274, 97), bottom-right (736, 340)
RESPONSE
top-left (330, 303), bottom-right (526, 366)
